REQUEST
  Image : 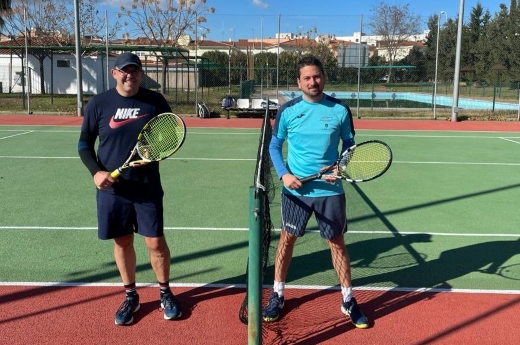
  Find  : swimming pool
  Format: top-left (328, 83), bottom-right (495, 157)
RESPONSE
top-left (280, 91), bottom-right (519, 111)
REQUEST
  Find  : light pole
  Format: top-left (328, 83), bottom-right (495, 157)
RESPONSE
top-left (73, 0), bottom-right (83, 116)
top-left (228, 29), bottom-right (235, 96)
top-left (433, 11), bottom-right (447, 120)
top-left (195, 13), bottom-right (198, 116)
top-left (452, 0), bottom-right (465, 122)
top-left (228, 38), bottom-right (232, 96)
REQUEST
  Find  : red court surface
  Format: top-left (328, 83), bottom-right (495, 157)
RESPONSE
top-left (1, 285), bottom-right (519, 345)
top-left (1, 114), bottom-right (520, 344)
top-left (2, 113), bottom-right (520, 131)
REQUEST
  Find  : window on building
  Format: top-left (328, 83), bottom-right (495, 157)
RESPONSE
top-left (57, 60), bottom-right (71, 68)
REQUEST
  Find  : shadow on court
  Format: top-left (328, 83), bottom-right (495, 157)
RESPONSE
top-left (253, 181), bottom-right (520, 344)
top-left (3, 180), bottom-right (520, 344)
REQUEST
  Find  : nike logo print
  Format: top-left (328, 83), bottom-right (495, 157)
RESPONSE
top-left (109, 109), bottom-right (148, 129)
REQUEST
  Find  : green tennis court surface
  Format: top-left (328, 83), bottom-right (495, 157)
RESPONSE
top-left (1, 125), bottom-right (520, 292)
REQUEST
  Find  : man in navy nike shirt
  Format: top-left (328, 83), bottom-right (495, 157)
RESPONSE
top-left (78, 52), bottom-right (181, 325)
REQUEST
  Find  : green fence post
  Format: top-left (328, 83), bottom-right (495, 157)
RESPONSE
top-left (492, 84), bottom-right (496, 112)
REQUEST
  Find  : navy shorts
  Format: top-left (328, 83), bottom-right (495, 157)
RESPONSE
top-left (280, 193), bottom-right (347, 239)
top-left (96, 182), bottom-right (164, 240)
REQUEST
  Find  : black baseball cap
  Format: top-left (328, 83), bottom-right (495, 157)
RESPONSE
top-left (114, 52), bottom-right (142, 69)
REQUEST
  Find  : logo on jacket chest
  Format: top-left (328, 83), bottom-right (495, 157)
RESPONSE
top-left (321, 116), bottom-right (334, 130)
top-left (109, 108), bottom-right (148, 128)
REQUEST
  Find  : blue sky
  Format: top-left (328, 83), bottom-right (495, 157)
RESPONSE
top-left (100, 1), bottom-right (506, 41)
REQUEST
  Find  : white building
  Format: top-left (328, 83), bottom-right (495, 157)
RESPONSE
top-left (0, 52), bottom-right (114, 94)
top-left (336, 31), bottom-right (429, 46)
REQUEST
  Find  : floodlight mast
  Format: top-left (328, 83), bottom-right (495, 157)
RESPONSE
top-left (451, 0), bottom-right (465, 122)
top-left (433, 11), bottom-right (447, 120)
top-left (73, 0), bottom-right (83, 116)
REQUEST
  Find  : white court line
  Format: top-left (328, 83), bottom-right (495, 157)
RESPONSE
top-left (0, 281), bottom-right (519, 295)
top-left (0, 131), bottom-right (33, 140)
top-left (1, 227), bottom-right (518, 294)
top-left (1, 226), bottom-right (519, 238)
top-left (394, 160), bottom-right (520, 166)
top-left (0, 156), bottom-right (256, 161)
top-left (0, 129), bottom-right (78, 133)
top-left (0, 155), bottom-right (518, 165)
top-left (0, 226), bottom-right (247, 231)
top-left (171, 157), bottom-right (255, 161)
top-left (365, 133), bottom-right (520, 139)
top-left (0, 129), bottom-right (258, 135)
top-left (187, 131), bottom-right (258, 135)
top-left (357, 129), bottom-right (520, 134)
top-left (0, 156), bottom-right (78, 159)
top-left (3, 127), bottom-right (520, 137)
top-left (500, 137), bottom-right (520, 145)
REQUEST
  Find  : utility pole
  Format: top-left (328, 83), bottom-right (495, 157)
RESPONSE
top-left (451, 0), bottom-right (464, 122)
top-left (73, 0), bottom-right (83, 116)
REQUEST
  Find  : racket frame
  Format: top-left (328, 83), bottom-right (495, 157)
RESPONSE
top-left (110, 112), bottom-right (186, 178)
top-left (298, 144), bottom-right (356, 183)
top-left (299, 140), bottom-right (392, 183)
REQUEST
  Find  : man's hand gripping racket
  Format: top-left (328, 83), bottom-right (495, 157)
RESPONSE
top-left (299, 140), bottom-right (392, 183)
top-left (98, 113), bottom-right (186, 189)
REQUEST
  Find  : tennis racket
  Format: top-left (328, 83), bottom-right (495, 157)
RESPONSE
top-left (299, 140), bottom-right (392, 183)
top-left (110, 112), bottom-right (186, 178)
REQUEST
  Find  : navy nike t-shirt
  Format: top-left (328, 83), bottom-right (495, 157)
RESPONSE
top-left (81, 87), bottom-right (172, 184)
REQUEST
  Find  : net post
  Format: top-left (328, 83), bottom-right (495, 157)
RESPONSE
top-left (248, 186), bottom-right (263, 345)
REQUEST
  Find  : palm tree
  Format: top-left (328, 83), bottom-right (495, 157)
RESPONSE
top-left (0, 0), bottom-right (12, 28)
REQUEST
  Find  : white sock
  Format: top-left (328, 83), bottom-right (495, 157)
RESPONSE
top-left (273, 281), bottom-right (285, 297)
top-left (341, 286), bottom-right (353, 303)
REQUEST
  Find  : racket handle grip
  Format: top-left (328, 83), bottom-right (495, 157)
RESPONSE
top-left (299, 173), bottom-right (320, 183)
top-left (110, 170), bottom-right (122, 178)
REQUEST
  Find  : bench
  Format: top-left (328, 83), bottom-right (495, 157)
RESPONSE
top-left (222, 98), bottom-right (280, 119)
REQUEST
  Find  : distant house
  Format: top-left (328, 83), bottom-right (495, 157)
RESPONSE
top-left (0, 30), bottom-right (426, 95)
top-left (0, 36), bottom-right (192, 95)
top-left (374, 40), bottom-right (426, 61)
top-left (336, 31), bottom-right (429, 47)
top-left (191, 38), bottom-right (235, 55)
top-left (0, 38), bottom-right (115, 95)
top-left (185, 36), bottom-right (370, 64)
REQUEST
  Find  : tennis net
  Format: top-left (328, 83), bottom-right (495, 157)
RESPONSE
top-left (239, 109), bottom-right (276, 325)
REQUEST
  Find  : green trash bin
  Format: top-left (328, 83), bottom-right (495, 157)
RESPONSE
top-left (239, 80), bottom-right (255, 98)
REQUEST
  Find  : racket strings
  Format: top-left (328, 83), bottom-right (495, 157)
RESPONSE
top-left (137, 115), bottom-right (185, 161)
top-left (339, 144), bottom-right (391, 180)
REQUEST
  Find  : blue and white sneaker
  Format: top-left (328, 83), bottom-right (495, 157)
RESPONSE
top-left (161, 291), bottom-right (182, 320)
top-left (115, 294), bottom-right (140, 325)
top-left (262, 291), bottom-right (285, 322)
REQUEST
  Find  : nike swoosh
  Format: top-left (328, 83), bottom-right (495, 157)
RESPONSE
top-left (109, 114), bottom-right (149, 129)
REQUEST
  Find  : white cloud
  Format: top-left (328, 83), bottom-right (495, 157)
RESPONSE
top-left (252, 0), bottom-right (268, 9)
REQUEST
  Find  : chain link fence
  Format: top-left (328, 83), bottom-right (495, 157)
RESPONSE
top-left (1, 13), bottom-right (519, 119)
